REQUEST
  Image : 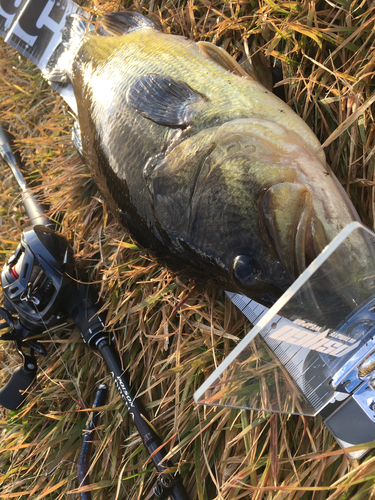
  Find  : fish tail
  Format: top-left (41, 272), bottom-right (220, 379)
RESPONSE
top-left (44, 14), bottom-right (92, 84)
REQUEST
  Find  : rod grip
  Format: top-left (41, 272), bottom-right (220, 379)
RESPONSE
top-left (0, 365), bottom-right (37, 410)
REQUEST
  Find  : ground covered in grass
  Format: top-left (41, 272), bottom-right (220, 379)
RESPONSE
top-left (0, 0), bottom-right (374, 499)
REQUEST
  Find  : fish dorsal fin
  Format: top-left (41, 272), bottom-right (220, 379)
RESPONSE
top-left (127, 75), bottom-right (208, 128)
top-left (197, 41), bottom-right (253, 80)
top-left (100, 11), bottom-right (156, 36)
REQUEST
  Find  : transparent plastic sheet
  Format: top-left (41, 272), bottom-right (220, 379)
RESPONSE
top-left (0, 0), bottom-right (80, 111)
top-left (194, 222), bottom-right (375, 417)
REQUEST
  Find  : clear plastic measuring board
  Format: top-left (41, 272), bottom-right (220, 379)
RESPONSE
top-left (195, 222), bottom-right (375, 457)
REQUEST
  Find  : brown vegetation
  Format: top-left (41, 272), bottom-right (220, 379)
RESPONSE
top-left (0, 1), bottom-right (374, 498)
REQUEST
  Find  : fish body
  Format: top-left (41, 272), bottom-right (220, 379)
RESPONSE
top-left (47, 11), bottom-right (363, 306)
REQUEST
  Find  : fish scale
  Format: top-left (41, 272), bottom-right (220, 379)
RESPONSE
top-left (76, 27), bottom-right (323, 152)
top-left (45, 10), bottom-right (368, 307)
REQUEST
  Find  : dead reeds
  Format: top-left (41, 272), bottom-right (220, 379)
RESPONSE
top-left (0, 1), bottom-right (374, 499)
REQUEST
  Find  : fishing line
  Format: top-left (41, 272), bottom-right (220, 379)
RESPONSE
top-left (45, 460), bottom-right (77, 476)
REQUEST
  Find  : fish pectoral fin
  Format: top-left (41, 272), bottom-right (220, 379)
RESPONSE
top-left (197, 41), bottom-right (253, 80)
top-left (127, 75), bottom-right (208, 128)
top-left (100, 11), bottom-right (156, 36)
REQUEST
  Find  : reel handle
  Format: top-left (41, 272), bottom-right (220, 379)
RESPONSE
top-left (0, 362), bottom-right (37, 411)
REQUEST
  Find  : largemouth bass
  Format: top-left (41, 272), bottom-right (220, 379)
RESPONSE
top-left (46, 11), bottom-right (365, 306)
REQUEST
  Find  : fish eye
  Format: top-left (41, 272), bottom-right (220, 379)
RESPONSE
top-left (231, 255), bottom-right (262, 289)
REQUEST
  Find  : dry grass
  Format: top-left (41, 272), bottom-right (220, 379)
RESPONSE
top-left (0, 0), bottom-right (375, 499)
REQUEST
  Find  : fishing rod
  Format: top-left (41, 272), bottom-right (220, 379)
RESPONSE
top-left (0, 127), bottom-right (190, 500)
top-left (0, 128), bottom-right (51, 228)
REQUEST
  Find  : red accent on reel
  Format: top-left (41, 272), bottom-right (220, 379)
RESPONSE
top-left (10, 267), bottom-right (19, 280)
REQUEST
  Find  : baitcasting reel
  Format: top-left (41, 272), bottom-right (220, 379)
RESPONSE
top-left (0, 224), bottom-right (105, 410)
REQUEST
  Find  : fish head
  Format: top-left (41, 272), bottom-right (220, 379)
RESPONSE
top-left (148, 118), bottom-right (372, 307)
top-left (205, 118), bottom-right (368, 304)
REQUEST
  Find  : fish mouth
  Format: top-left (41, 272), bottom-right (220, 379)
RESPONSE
top-left (261, 182), bottom-right (328, 282)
